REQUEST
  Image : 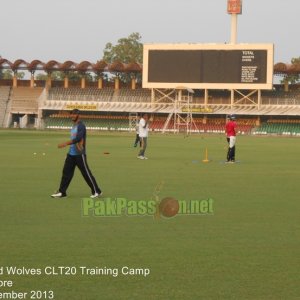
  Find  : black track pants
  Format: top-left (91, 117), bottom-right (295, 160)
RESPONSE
top-left (59, 154), bottom-right (101, 195)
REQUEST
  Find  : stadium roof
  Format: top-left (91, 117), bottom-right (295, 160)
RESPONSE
top-left (0, 58), bottom-right (142, 74)
top-left (0, 58), bottom-right (299, 76)
top-left (273, 62), bottom-right (300, 75)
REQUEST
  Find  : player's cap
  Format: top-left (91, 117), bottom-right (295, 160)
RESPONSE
top-left (71, 109), bottom-right (80, 115)
top-left (228, 114), bottom-right (236, 120)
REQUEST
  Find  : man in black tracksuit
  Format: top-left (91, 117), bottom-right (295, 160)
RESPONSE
top-left (51, 109), bottom-right (102, 198)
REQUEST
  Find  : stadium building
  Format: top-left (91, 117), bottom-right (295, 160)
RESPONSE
top-left (0, 57), bottom-right (300, 136)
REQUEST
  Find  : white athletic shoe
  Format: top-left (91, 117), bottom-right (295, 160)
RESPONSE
top-left (90, 192), bottom-right (103, 199)
top-left (143, 157), bottom-right (148, 160)
top-left (51, 192), bottom-right (67, 198)
top-left (137, 156), bottom-right (144, 159)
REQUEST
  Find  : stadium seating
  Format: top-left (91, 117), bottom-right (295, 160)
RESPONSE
top-left (142, 116), bottom-right (254, 134)
top-left (44, 114), bottom-right (130, 131)
top-left (261, 89), bottom-right (300, 105)
top-left (111, 88), bottom-right (151, 103)
top-left (10, 87), bottom-right (43, 114)
top-left (48, 87), bottom-right (115, 102)
top-left (206, 90), bottom-right (231, 105)
top-left (0, 86), bottom-right (11, 126)
top-left (253, 120), bottom-right (300, 136)
top-left (1, 81), bottom-right (300, 134)
top-left (47, 87), bottom-right (152, 104)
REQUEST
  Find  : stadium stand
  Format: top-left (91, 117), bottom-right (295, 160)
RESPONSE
top-left (193, 117), bottom-right (255, 134)
top-left (207, 90), bottom-right (231, 105)
top-left (1, 77), bottom-right (300, 135)
top-left (192, 89), bottom-right (205, 103)
top-left (1, 56), bottom-right (300, 133)
top-left (253, 119), bottom-right (300, 136)
top-left (10, 87), bottom-right (43, 114)
top-left (0, 86), bottom-right (11, 126)
top-left (44, 113), bottom-right (255, 134)
top-left (44, 113), bottom-right (130, 131)
top-left (48, 87), bottom-right (115, 102)
top-left (111, 88), bottom-right (151, 103)
top-left (261, 89), bottom-right (300, 105)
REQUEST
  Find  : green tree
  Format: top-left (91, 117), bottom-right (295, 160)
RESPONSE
top-left (3, 70), bottom-right (13, 79)
top-left (16, 71), bottom-right (25, 79)
top-left (68, 71), bottom-right (94, 82)
top-left (102, 32), bottom-right (143, 83)
top-left (0, 70), bottom-right (25, 79)
top-left (36, 71), bottom-right (69, 81)
top-left (35, 73), bottom-right (47, 80)
top-left (37, 71), bottom-right (65, 81)
top-left (280, 57), bottom-right (300, 84)
top-left (103, 32), bottom-right (143, 64)
top-left (36, 71), bottom-right (95, 82)
top-left (51, 71), bottom-right (65, 81)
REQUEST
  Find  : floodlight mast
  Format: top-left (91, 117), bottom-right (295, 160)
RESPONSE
top-left (228, 0), bottom-right (243, 109)
top-left (227, 0), bottom-right (242, 44)
top-left (230, 14), bottom-right (238, 44)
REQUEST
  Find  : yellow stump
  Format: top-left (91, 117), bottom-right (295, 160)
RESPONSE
top-left (202, 148), bottom-right (210, 163)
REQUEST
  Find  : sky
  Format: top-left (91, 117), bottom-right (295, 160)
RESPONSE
top-left (0, 0), bottom-right (298, 65)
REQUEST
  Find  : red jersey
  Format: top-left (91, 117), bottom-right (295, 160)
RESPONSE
top-left (225, 120), bottom-right (236, 137)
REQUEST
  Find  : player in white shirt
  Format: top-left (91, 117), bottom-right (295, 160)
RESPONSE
top-left (137, 113), bottom-right (149, 159)
top-left (133, 115), bottom-right (141, 147)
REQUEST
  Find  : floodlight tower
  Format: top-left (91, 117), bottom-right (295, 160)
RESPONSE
top-left (227, 0), bottom-right (243, 108)
top-left (227, 0), bottom-right (242, 44)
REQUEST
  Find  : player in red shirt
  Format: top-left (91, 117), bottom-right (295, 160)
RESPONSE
top-left (225, 114), bottom-right (237, 163)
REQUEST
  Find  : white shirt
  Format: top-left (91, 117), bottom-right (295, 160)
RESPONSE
top-left (138, 118), bottom-right (149, 138)
top-left (135, 120), bottom-right (139, 134)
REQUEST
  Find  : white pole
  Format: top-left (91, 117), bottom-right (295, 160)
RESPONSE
top-left (230, 12), bottom-right (237, 108)
top-left (230, 13), bottom-right (238, 44)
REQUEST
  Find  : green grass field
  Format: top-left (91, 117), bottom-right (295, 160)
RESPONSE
top-left (0, 129), bottom-right (300, 300)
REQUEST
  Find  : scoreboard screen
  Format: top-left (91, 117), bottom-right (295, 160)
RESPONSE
top-left (142, 44), bottom-right (274, 90)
